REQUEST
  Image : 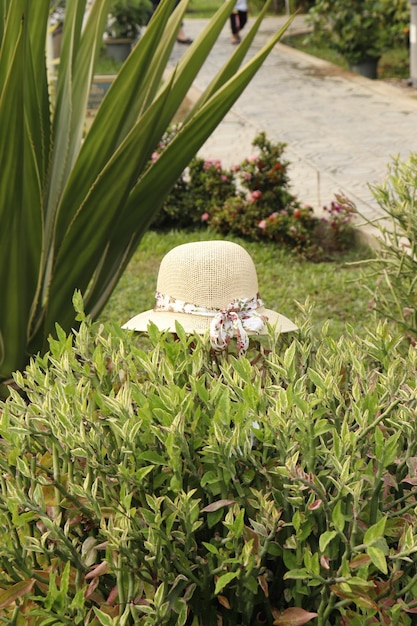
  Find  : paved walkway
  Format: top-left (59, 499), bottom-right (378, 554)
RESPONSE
top-left (169, 15), bottom-right (417, 237)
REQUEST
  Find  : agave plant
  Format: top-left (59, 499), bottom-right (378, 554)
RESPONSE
top-left (0, 0), bottom-right (293, 387)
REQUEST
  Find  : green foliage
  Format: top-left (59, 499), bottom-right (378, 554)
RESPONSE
top-left (187, 0), bottom-right (223, 18)
top-left (1, 302), bottom-right (417, 623)
top-left (107, 0), bottom-right (153, 38)
top-left (358, 154), bottom-right (417, 343)
top-left (153, 132), bottom-right (357, 258)
top-left (152, 141), bottom-right (238, 230)
top-left (284, 32), bottom-right (410, 81)
top-left (0, 0), bottom-right (296, 384)
top-left (210, 133), bottom-right (303, 242)
top-left (307, 0), bottom-right (410, 64)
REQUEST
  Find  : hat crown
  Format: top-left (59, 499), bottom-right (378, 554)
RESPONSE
top-left (156, 240), bottom-right (259, 309)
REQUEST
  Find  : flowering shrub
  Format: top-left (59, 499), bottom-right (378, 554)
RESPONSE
top-left (151, 131), bottom-right (237, 230)
top-left (153, 131), bottom-right (357, 258)
top-left (236, 132), bottom-right (292, 205)
top-left (316, 193), bottom-right (358, 252)
top-left (259, 205), bottom-right (318, 253)
top-left (188, 157), bottom-right (237, 219)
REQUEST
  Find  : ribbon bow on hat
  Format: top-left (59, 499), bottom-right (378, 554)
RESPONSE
top-left (154, 292), bottom-right (267, 357)
top-left (209, 296), bottom-right (266, 357)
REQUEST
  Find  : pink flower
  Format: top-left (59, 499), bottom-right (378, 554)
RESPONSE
top-left (269, 212), bottom-right (279, 220)
top-left (204, 159), bottom-right (221, 171)
top-left (151, 152), bottom-right (160, 162)
top-left (221, 175), bottom-right (229, 182)
top-left (231, 164), bottom-right (240, 172)
top-left (201, 212), bottom-right (210, 222)
top-left (248, 190), bottom-right (262, 203)
top-left (248, 154), bottom-right (258, 163)
top-left (243, 172), bottom-right (252, 181)
top-left (258, 219), bottom-right (267, 230)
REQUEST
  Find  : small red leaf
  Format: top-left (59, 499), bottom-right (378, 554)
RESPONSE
top-left (85, 560), bottom-right (109, 580)
top-left (85, 576), bottom-right (99, 599)
top-left (201, 499), bottom-right (236, 513)
top-left (349, 553), bottom-right (371, 569)
top-left (320, 555), bottom-right (330, 570)
top-left (106, 586), bottom-right (118, 605)
top-left (273, 607), bottom-right (318, 626)
top-left (218, 595), bottom-right (231, 609)
top-left (308, 499), bottom-right (322, 511)
top-left (0, 580), bottom-right (35, 609)
top-left (258, 573), bottom-right (269, 597)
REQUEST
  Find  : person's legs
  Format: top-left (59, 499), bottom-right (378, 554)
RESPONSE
top-left (238, 10), bottom-right (247, 31)
top-left (174, 0), bottom-right (193, 44)
top-left (152, 0), bottom-right (192, 43)
top-left (177, 23), bottom-right (193, 44)
top-left (230, 12), bottom-right (240, 43)
top-left (230, 10), bottom-right (247, 44)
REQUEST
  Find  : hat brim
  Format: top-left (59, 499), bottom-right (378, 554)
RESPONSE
top-left (122, 306), bottom-right (298, 335)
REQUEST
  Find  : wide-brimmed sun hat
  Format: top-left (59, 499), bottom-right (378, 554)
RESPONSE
top-left (122, 240), bottom-right (297, 355)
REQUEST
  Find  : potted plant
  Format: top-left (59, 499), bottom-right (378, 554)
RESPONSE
top-left (105, 0), bottom-right (152, 62)
top-left (307, 0), bottom-right (409, 79)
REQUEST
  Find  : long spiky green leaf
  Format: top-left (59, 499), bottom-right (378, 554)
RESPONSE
top-left (72, 15), bottom-right (295, 318)
top-left (0, 0), bottom-right (45, 376)
top-left (45, 76), bottom-right (179, 333)
top-left (0, 0), bottom-right (296, 381)
top-left (53, 0), bottom-right (234, 251)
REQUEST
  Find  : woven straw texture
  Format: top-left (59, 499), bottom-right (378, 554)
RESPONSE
top-left (157, 240), bottom-right (257, 309)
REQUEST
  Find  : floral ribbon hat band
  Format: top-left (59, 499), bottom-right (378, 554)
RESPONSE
top-left (122, 240), bottom-right (298, 355)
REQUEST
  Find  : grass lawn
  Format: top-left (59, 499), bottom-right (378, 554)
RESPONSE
top-left (187, 0), bottom-right (222, 17)
top-left (99, 229), bottom-right (377, 341)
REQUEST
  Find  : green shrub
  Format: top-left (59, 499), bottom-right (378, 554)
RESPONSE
top-left (152, 148), bottom-right (237, 231)
top-left (153, 132), bottom-right (357, 258)
top-left (107, 0), bottom-right (152, 38)
top-left (358, 154), bottom-right (417, 343)
top-left (307, 0), bottom-right (409, 65)
top-left (1, 298), bottom-right (417, 624)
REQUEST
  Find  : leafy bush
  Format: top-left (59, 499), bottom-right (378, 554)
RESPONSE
top-left (154, 132), bottom-right (357, 258)
top-left (107, 0), bottom-right (152, 39)
top-left (152, 147), bottom-right (237, 231)
top-left (1, 298), bottom-right (417, 624)
top-left (307, 0), bottom-right (409, 65)
top-left (209, 133), bottom-right (304, 243)
top-left (359, 154), bottom-right (417, 343)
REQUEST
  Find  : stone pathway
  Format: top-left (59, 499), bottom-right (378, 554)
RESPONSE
top-left (168, 15), bottom-right (417, 237)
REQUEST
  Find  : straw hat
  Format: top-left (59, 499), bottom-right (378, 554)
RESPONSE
top-left (122, 240), bottom-right (297, 354)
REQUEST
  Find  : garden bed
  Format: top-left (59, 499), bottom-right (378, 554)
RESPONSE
top-left (282, 32), bottom-right (410, 82)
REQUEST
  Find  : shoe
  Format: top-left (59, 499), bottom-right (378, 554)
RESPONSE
top-left (231, 35), bottom-right (241, 44)
top-left (177, 37), bottom-right (193, 44)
